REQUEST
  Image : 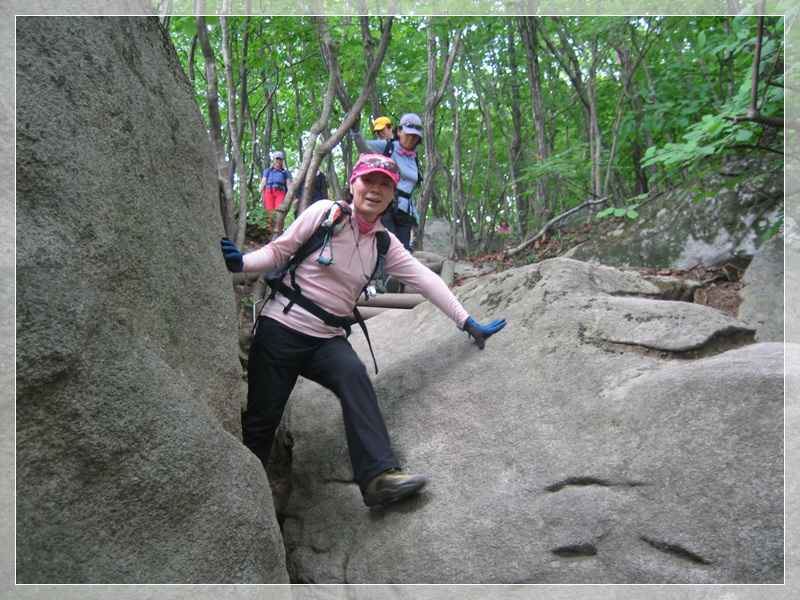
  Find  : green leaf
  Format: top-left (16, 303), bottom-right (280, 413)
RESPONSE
top-left (736, 128), bottom-right (753, 141)
top-left (597, 207), bottom-right (615, 218)
top-left (626, 209), bottom-right (639, 219)
top-left (182, 21), bottom-right (197, 38)
top-left (692, 190), bottom-right (714, 203)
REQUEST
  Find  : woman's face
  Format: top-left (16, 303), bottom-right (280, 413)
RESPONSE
top-left (351, 172), bottom-right (396, 223)
top-left (398, 128), bottom-right (420, 151)
top-left (376, 125), bottom-right (393, 140)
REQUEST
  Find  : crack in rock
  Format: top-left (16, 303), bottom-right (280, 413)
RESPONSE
top-left (593, 327), bottom-right (755, 361)
top-left (551, 543), bottom-right (598, 558)
top-left (640, 536), bottom-right (713, 565)
top-left (544, 476), bottom-right (648, 493)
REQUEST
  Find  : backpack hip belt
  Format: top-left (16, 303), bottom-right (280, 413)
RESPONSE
top-left (275, 281), bottom-right (352, 335)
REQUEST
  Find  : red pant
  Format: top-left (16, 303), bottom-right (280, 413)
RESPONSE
top-left (263, 188), bottom-right (286, 211)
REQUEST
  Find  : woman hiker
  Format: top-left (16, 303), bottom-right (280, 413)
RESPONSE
top-left (220, 154), bottom-right (506, 507)
top-left (352, 113), bottom-right (423, 252)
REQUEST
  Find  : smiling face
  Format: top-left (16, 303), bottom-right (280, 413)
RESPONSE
top-left (351, 172), bottom-right (396, 223)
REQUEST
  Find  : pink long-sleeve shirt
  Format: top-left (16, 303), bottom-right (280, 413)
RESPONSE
top-left (242, 200), bottom-right (470, 338)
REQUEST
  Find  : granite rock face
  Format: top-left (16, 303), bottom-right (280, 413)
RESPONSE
top-left (16, 17), bottom-right (287, 584)
top-left (278, 258), bottom-right (783, 584)
top-left (738, 233), bottom-right (784, 342)
top-left (564, 160), bottom-right (783, 270)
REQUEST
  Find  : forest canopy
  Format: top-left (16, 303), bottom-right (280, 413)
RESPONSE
top-left (165, 13), bottom-right (788, 252)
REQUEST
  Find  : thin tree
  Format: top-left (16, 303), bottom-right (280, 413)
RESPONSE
top-left (195, 8), bottom-right (236, 238)
top-left (517, 16), bottom-right (552, 227)
top-left (270, 15), bottom-right (395, 235)
top-left (220, 13), bottom-right (251, 245)
top-left (418, 17), bottom-right (463, 250)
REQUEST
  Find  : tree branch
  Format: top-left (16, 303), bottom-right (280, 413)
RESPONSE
top-left (723, 113), bottom-right (785, 128)
top-left (507, 197), bottom-right (610, 256)
top-left (270, 15), bottom-right (394, 234)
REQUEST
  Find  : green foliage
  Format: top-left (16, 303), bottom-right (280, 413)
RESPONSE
top-left (640, 15), bottom-right (784, 188)
top-left (166, 14), bottom-right (784, 239)
top-left (597, 194), bottom-right (645, 220)
top-left (246, 205), bottom-right (273, 228)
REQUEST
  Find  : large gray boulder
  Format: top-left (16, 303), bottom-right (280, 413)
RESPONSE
top-left (278, 258), bottom-right (783, 584)
top-left (421, 217), bottom-right (466, 256)
top-left (738, 233), bottom-right (784, 342)
top-left (16, 17), bottom-right (287, 583)
top-left (563, 161), bottom-right (783, 270)
top-left (786, 213), bottom-right (800, 344)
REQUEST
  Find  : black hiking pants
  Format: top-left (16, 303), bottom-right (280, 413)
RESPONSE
top-left (243, 316), bottom-right (400, 493)
top-left (381, 207), bottom-right (415, 251)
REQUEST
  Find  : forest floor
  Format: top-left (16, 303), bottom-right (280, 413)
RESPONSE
top-left (451, 219), bottom-right (746, 318)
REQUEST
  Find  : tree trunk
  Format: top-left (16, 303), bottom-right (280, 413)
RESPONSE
top-left (220, 15), bottom-right (250, 246)
top-left (451, 103), bottom-right (465, 256)
top-left (359, 16), bottom-right (384, 119)
top-left (270, 15), bottom-right (394, 236)
top-left (418, 17), bottom-right (462, 252)
top-left (195, 11), bottom-right (236, 239)
top-left (589, 37), bottom-right (602, 202)
top-left (540, 19), bottom-right (603, 210)
top-left (603, 24), bottom-right (655, 200)
top-left (518, 16), bottom-right (552, 228)
top-left (505, 28), bottom-right (527, 237)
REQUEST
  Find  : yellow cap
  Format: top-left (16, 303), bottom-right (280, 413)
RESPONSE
top-left (372, 116), bottom-right (392, 132)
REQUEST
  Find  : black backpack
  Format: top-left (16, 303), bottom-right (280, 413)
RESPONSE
top-left (261, 200), bottom-right (390, 373)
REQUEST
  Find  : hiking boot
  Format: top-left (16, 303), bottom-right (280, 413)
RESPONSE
top-left (363, 468), bottom-right (427, 507)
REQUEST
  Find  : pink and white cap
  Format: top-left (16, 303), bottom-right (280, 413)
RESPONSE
top-left (350, 154), bottom-right (400, 187)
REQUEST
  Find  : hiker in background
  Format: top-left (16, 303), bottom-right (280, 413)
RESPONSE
top-left (293, 167), bottom-right (329, 217)
top-left (258, 151), bottom-right (293, 213)
top-left (372, 116), bottom-right (393, 141)
top-left (352, 113), bottom-right (423, 252)
top-left (498, 219), bottom-right (511, 235)
top-left (220, 154), bottom-right (506, 507)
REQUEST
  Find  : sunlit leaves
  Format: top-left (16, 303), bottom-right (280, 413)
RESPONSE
top-left (166, 14), bottom-right (784, 236)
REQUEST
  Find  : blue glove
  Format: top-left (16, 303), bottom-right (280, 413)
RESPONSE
top-left (220, 237), bottom-right (243, 273)
top-left (462, 316), bottom-right (506, 350)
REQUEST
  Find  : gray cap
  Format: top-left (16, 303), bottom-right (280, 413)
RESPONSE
top-left (398, 113), bottom-right (423, 138)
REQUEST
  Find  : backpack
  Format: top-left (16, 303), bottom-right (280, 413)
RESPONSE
top-left (265, 166), bottom-right (288, 190)
top-left (312, 171), bottom-right (328, 201)
top-left (261, 200), bottom-right (390, 373)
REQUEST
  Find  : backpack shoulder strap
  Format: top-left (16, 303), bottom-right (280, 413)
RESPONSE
top-left (375, 230), bottom-right (390, 256)
top-left (382, 140), bottom-right (394, 158)
top-left (361, 230), bottom-right (390, 296)
top-left (262, 201), bottom-right (352, 302)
